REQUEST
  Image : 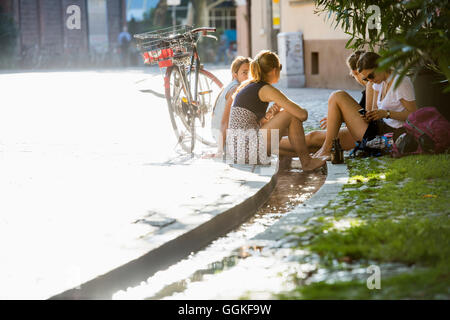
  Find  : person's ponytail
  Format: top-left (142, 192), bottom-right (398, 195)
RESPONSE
top-left (233, 50), bottom-right (281, 99)
top-left (250, 59), bottom-right (262, 82)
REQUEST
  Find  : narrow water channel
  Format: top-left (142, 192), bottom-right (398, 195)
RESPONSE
top-left (113, 158), bottom-right (326, 300)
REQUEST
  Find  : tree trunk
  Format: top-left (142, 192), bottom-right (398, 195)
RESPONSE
top-left (192, 0), bottom-right (208, 27)
top-left (153, 0), bottom-right (168, 27)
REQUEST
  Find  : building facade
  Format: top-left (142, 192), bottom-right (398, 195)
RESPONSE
top-left (0, 0), bottom-right (126, 67)
top-left (237, 0), bottom-right (361, 90)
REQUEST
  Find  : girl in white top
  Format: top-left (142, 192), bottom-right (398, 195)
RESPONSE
top-left (211, 56), bottom-right (251, 152)
top-left (371, 74), bottom-right (415, 129)
top-left (314, 52), bottom-right (417, 160)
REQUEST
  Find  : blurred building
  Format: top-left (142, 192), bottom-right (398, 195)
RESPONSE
top-left (0, 0), bottom-right (127, 66)
top-left (237, 0), bottom-right (360, 90)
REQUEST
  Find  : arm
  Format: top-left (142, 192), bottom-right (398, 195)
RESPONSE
top-left (366, 99), bottom-right (417, 121)
top-left (220, 85), bottom-right (239, 144)
top-left (258, 85), bottom-right (308, 122)
top-left (365, 82), bottom-right (375, 111)
top-left (372, 90), bottom-right (379, 110)
top-left (386, 99), bottom-right (417, 121)
top-left (259, 103), bottom-right (281, 126)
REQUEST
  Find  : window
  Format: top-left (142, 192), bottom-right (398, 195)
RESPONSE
top-left (209, 8), bottom-right (236, 30)
top-left (311, 52), bottom-right (319, 75)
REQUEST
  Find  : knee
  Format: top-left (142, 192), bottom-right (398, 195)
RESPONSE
top-left (328, 90), bottom-right (347, 103)
top-left (289, 116), bottom-right (302, 128)
top-left (307, 130), bottom-right (324, 147)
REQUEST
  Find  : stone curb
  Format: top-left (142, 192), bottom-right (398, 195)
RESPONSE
top-left (50, 159), bottom-right (279, 300)
top-left (250, 162), bottom-right (350, 244)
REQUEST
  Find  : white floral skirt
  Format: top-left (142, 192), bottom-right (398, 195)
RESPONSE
top-left (226, 106), bottom-right (271, 165)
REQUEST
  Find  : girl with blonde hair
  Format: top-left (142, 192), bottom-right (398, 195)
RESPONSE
top-left (211, 56), bottom-right (251, 152)
top-left (226, 50), bottom-right (325, 171)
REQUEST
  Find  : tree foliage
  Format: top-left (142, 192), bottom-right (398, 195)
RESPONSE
top-left (314, 0), bottom-right (450, 91)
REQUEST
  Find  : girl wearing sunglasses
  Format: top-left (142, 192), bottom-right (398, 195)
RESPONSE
top-left (313, 52), bottom-right (417, 160)
top-left (304, 50), bottom-right (371, 153)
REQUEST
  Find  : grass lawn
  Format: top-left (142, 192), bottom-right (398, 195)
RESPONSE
top-left (278, 154), bottom-right (450, 299)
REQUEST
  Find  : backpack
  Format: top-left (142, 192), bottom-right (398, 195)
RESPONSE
top-left (391, 107), bottom-right (450, 158)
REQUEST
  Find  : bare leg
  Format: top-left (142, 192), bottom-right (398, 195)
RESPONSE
top-left (262, 111), bottom-right (325, 171)
top-left (283, 127), bottom-right (357, 155)
top-left (314, 91), bottom-right (368, 159)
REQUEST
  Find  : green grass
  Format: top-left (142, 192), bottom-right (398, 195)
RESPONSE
top-left (279, 267), bottom-right (450, 300)
top-left (278, 154), bottom-right (450, 299)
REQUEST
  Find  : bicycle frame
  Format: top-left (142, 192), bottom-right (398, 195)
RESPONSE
top-left (165, 35), bottom-right (205, 116)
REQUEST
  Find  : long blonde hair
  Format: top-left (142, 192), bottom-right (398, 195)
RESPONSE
top-left (250, 50), bottom-right (281, 83)
top-left (233, 50), bottom-right (281, 99)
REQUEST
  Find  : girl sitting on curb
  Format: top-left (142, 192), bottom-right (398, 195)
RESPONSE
top-left (313, 52), bottom-right (417, 160)
top-left (211, 56), bottom-right (251, 154)
top-left (226, 50), bottom-right (325, 171)
top-left (304, 50), bottom-right (372, 154)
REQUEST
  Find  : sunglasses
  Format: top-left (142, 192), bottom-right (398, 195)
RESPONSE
top-left (362, 72), bottom-right (375, 82)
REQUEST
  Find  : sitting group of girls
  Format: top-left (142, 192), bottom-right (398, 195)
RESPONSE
top-left (211, 49), bottom-right (417, 171)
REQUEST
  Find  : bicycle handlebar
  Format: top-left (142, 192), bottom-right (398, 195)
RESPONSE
top-left (192, 27), bottom-right (216, 35)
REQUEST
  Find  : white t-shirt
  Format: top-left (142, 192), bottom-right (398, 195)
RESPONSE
top-left (372, 74), bottom-right (415, 128)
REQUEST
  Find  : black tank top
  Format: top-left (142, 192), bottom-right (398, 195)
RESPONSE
top-left (359, 90), bottom-right (366, 110)
top-left (232, 81), bottom-right (270, 121)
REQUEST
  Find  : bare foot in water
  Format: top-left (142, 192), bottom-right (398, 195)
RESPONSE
top-left (301, 157), bottom-right (326, 172)
top-left (201, 152), bottom-right (221, 159)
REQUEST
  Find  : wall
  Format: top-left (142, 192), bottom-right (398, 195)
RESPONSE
top-left (248, 0), bottom-right (362, 90)
top-left (250, 0), bottom-right (271, 57)
top-left (62, 0), bottom-right (89, 53)
top-left (280, 1), bottom-right (360, 90)
top-left (236, 2), bottom-right (250, 57)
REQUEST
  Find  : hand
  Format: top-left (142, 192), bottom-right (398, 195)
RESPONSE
top-left (319, 117), bottom-right (327, 129)
top-left (268, 103), bottom-right (281, 116)
top-left (360, 113), bottom-right (370, 123)
top-left (366, 110), bottom-right (388, 121)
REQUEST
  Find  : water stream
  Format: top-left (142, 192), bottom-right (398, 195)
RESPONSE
top-left (113, 159), bottom-right (327, 299)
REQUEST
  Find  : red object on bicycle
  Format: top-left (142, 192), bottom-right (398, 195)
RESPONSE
top-left (159, 59), bottom-right (173, 68)
top-left (143, 52), bottom-right (151, 64)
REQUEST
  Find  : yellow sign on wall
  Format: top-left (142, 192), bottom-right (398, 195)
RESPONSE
top-left (272, 0), bottom-right (280, 29)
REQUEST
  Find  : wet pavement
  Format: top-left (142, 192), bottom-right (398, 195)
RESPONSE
top-left (113, 159), bottom-right (327, 300)
top-left (0, 68), bottom-right (276, 299)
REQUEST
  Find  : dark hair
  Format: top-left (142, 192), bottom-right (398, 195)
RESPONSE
top-left (346, 50), bottom-right (365, 71)
top-left (357, 52), bottom-right (381, 72)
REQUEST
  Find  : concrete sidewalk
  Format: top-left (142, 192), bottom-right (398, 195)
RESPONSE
top-left (1, 152), bottom-right (278, 300)
top-left (50, 156), bottom-right (278, 300)
top-left (0, 69), bottom-right (277, 300)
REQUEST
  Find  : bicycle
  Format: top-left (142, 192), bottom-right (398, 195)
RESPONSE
top-left (134, 25), bottom-right (224, 153)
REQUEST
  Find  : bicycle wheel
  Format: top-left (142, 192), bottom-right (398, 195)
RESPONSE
top-left (188, 68), bottom-right (223, 147)
top-left (165, 66), bottom-right (196, 153)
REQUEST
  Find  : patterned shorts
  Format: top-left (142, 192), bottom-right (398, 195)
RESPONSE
top-left (226, 106), bottom-right (271, 165)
